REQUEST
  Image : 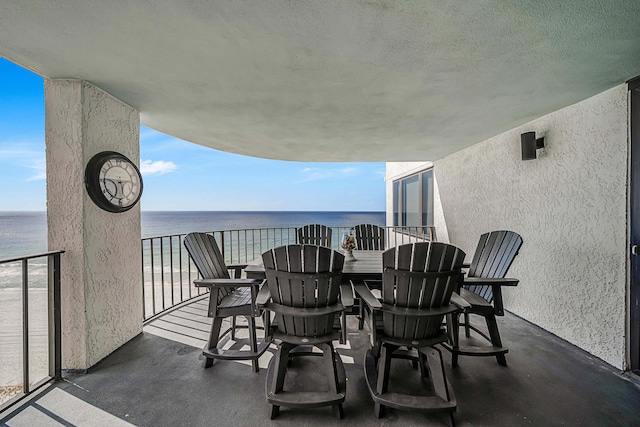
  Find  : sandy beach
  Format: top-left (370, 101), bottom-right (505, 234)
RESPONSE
top-left (0, 288), bottom-right (49, 403)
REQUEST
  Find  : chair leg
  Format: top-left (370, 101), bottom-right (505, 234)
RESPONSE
top-left (231, 316), bottom-right (237, 340)
top-left (451, 352), bottom-right (459, 368)
top-left (372, 344), bottom-right (392, 418)
top-left (375, 344), bottom-right (394, 397)
top-left (206, 317), bottom-right (223, 350)
top-left (374, 402), bottom-right (385, 419)
top-left (332, 404), bottom-right (344, 420)
top-left (248, 315), bottom-right (259, 372)
top-left (449, 312), bottom-right (461, 368)
top-left (485, 314), bottom-right (507, 366)
top-left (270, 342), bottom-right (294, 397)
top-left (270, 405), bottom-right (280, 420)
top-left (203, 357), bottom-right (214, 369)
top-left (418, 351), bottom-right (428, 377)
top-left (320, 343), bottom-right (340, 395)
top-left (358, 298), bottom-right (365, 330)
top-left (464, 312), bottom-right (471, 338)
top-left (203, 317), bottom-right (223, 368)
top-left (423, 346), bottom-right (451, 403)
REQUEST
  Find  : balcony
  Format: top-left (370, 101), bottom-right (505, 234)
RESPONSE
top-left (1, 228), bottom-right (639, 425)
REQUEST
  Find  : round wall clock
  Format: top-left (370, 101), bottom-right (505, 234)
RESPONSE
top-left (84, 151), bottom-right (143, 213)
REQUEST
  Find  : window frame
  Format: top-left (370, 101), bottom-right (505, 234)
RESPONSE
top-left (392, 168), bottom-right (434, 233)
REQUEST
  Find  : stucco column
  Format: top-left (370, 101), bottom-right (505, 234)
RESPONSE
top-left (45, 79), bottom-right (142, 370)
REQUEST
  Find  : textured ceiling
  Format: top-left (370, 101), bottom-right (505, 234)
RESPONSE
top-left (1, 1), bottom-right (639, 161)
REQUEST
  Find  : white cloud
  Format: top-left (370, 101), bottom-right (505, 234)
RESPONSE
top-left (0, 143), bottom-right (47, 181)
top-left (140, 160), bottom-right (177, 176)
top-left (340, 167), bottom-right (358, 175)
top-left (298, 166), bottom-right (360, 182)
top-left (0, 146), bottom-right (42, 160)
top-left (26, 158), bottom-right (46, 181)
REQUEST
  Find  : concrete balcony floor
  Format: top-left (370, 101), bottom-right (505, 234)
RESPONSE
top-left (2, 295), bottom-right (640, 427)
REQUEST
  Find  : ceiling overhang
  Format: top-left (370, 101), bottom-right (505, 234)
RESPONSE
top-left (1, 1), bottom-right (639, 161)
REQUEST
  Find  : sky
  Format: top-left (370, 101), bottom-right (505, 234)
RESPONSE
top-left (0, 58), bottom-right (385, 211)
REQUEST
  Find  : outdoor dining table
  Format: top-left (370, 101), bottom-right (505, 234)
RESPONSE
top-left (245, 249), bottom-right (469, 307)
top-left (244, 249), bottom-right (385, 282)
top-left (244, 248), bottom-right (470, 332)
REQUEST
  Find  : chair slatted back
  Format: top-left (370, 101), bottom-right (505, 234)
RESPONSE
top-left (353, 223), bottom-right (385, 250)
top-left (296, 224), bottom-right (332, 247)
top-left (263, 245), bottom-right (344, 337)
top-left (184, 232), bottom-right (233, 303)
top-left (380, 242), bottom-right (466, 340)
top-left (464, 230), bottom-right (523, 303)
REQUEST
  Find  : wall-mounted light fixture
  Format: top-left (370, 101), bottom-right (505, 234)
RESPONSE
top-left (521, 131), bottom-right (545, 160)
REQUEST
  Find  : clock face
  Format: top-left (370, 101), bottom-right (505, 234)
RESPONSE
top-left (85, 151), bottom-right (143, 213)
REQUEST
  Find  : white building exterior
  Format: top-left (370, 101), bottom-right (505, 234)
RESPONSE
top-left (386, 84), bottom-right (629, 369)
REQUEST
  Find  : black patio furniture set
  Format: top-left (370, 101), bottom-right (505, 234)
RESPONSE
top-left (183, 225), bottom-right (522, 426)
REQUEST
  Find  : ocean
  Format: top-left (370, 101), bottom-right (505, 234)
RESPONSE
top-left (1, 211), bottom-right (385, 257)
top-left (0, 211), bottom-right (385, 288)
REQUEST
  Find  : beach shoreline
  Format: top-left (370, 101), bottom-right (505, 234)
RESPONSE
top-left (0, 288), bottom-right (49, 388)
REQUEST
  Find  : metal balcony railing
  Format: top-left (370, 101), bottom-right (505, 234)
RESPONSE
top-left (141, 226), bottom-right (434, 320)
top-left (0, 250), bottom-right (63, 412)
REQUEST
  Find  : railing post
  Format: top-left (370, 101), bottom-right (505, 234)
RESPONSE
top-left (150, 239), bottom-right (156, 317)
top-left (160, 237), bottom-right (165, 311)
top-left (141, 242), bottom-right (146, 320)
top-left (179, 234), bottom-right (184, 302)
top-left (220, 232), bottom-right (226, 261)
top-left (169, 235), bottom-right (175, 307)
top-left (22, 259), bottom-right (30, 394)
top-left (49, 252), bottom-right (62, 381)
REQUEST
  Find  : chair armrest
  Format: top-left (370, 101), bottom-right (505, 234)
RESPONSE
top-left (464, 277), bottom-right (519, 287)
top-left (193, 278), bottom-right (262, 288)
top-left (226, 263), bottom-right (249, 279)
top-left (353, 281), bottom-right (382, 310)
top-left (256, 282), bottom-right (272, 307)
top-left (450, 292), bottom-right (471, 312)
top-left (227, 263), bottom-right (249, 269)
top-left (340, 283), bottom-right (354, 308)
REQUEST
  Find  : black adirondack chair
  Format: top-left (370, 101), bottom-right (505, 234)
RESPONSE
top-left (352, 223), bottom-right (386, 250)
top-left (296, 223), bottom-right (332, 247)
top-left (447, 230), bottom-right (523, 366)
top-left (354, 242), bottom-right (466, 424)
top-left (183, 232), bottom-right (269, 372)
top-left (258, 244), bottom-right (352, 419)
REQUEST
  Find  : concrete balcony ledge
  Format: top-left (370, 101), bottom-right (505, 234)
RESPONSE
top-left (2, 295), bottom-right (639, 426)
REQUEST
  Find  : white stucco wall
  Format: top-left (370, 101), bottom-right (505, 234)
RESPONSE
top-left (386, 85), bottom-right (629, 369)
top-left (46, 80), bottom-right (142, 369)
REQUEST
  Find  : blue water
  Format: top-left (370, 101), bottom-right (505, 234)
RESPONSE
top-left (0, 211), bottom-right (385, 260)
top-left (0, 210), bottom-right (383, 290)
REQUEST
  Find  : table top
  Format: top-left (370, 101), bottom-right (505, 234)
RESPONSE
top-left (244, 250), bottom-right (384, 281)
top-left (341, 250), bottom-right (383, 278)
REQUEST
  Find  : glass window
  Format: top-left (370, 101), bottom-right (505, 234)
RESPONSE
top-left (421, 170), bottom-right (433, 228)
top-left (402, 175), bottom-right (419, 227)
top-left (392, 168), bottom-right (434, 232)
top-left (393, 181), bottom-right (399, 227)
